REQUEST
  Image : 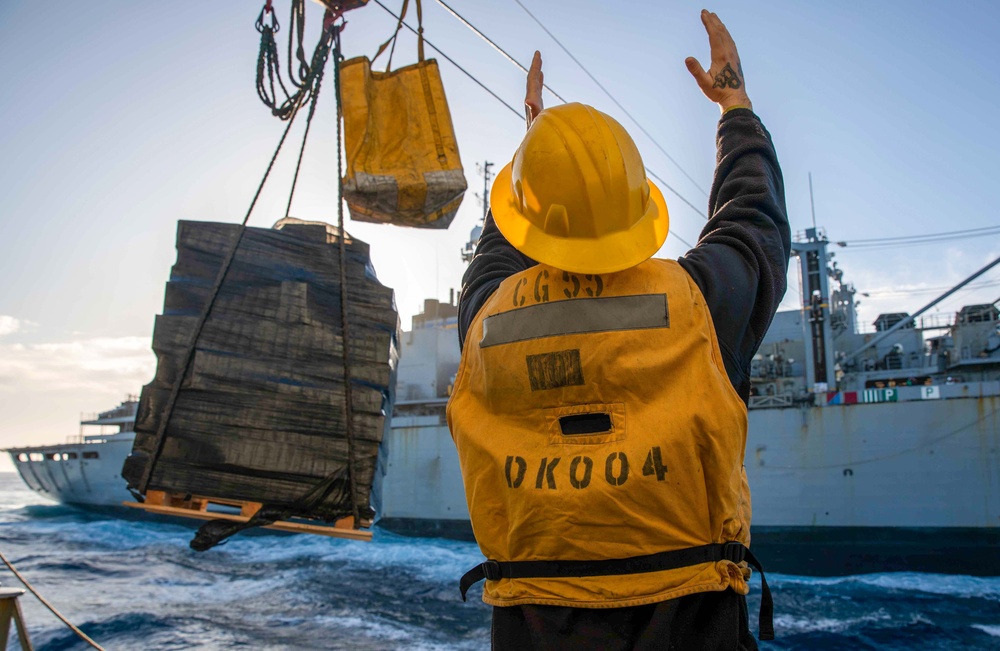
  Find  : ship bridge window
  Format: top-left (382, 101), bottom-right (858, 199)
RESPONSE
top-left (45, 452), bottom-right (59, 461)
top-left (65, 452), bottom-right (78, 460)
top-left (29, 453), bottom-right (43, 462)
top-left (82, 451), bottom-right (99, 459)
top-left (17, 453), bottom-right (28, 462)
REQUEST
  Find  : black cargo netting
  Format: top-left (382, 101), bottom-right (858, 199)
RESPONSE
top-left (122, 220), bottom-right (399, 549)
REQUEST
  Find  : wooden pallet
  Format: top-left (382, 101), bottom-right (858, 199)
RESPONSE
top-left (122, 491), bottom-right (372, 542)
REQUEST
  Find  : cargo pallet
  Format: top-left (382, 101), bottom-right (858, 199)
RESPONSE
top-left (122, 490), bottom-right (372, 542)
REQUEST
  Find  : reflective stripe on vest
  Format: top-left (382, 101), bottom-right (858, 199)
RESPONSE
top-left (481, 294), bottom-right (669, 347)
top-left (447, 260), bottom-right (752, 610)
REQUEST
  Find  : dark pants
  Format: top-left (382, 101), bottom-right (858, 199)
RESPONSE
top-left (491, 590), bottom-right (759, 651)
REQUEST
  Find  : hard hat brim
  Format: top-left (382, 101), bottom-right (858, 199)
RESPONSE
top-left (490, 162), bottom-right (671, 275)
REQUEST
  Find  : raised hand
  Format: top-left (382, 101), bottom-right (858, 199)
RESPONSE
top-left (525, 50), bottom-right (544, 129)
top-left (685, 10), bottom-right (752, 113)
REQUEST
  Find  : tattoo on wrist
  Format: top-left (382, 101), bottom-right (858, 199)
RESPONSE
top-left (713, 63), bottom-right (743, 90)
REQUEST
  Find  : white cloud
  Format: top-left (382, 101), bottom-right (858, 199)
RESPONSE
top-left (0, 315), bottom-right (21, 336)
top-left (0, 335), bottom-right (155, 393)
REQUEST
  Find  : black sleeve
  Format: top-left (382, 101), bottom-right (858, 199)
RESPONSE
top-left (456, 109), bottom-right (791, 384)
top-left (676, 108), bottom-right (791, 401)
top-left (457, 213), bottom-right (538, 350)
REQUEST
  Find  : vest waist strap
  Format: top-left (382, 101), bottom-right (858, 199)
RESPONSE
top-left (459, 542), bottom-right (774, 641)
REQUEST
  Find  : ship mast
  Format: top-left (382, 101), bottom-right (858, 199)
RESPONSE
top-left (793, 229), bottom-right (836, 392)
top-left (461, 161), bottom-right (493, 263)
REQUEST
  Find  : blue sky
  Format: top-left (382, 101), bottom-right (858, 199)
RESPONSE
top-left (2, 0), bottom-right (1000, 466)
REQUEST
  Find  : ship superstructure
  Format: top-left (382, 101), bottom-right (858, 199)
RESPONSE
top-left (375, 228), bottom-right (1000, 575)
top-left (6, 398), bottom-right (138, 507)
top-left (750, 227), bottom-right (1000, 400)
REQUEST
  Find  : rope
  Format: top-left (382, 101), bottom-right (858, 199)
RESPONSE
top-left (190, 18), bottom-right (363, 549)
top-left (333, 28), bottom-right (362, 527)
top-left (140, 3), bottom-right (343, 493)
top-left (257, 0), bottom-right (329, 119)
top-left (137, 94), bottom-right (307, 492)
top-left (255, 6), bottom-right (292, 112)
top-left (0, 550), bottom-right (105, 650)
top-left (288, 0), bottom-right (311, 88)
top-left (284, 37), bottom-right (330, 218)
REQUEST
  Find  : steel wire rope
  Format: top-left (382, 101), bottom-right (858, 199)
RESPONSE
top-left (284, 42), bottom-right (328, 218)
top-left (257, 0), bottom-right (327, 119)
top-left (137, 94), bottom-right (308, 493)
top-left (371, 0), bottom-right (523, 118)
top-left (836, 235), bottom-right (1000, 252)
top-left (374, 0), bottom-right (699, 248)
top-left (431, 0), bottom-right (704, 245)
top-left (835, 225), bottom-right (1000, 252)
top-left (0, 549), bottom-right (105, 650)
top-left (288, 0), bottom-right (312, 88)
top-left (332, 26), bottom-right (362, 528)
top-left (864, 278), bottom-right (1000, 298)
top-left (840, 224), bottom-right (1000, 245)
top-left (509, 0), bottom-right (710, 199)
top-left (256, 6), bottom-right (292, 111)
top-left (189, 17), bottom-right (370, 548)
top-left (138, 12), bottom-right (337, 495)
top-left (433, 0), bottom-right (568, 103)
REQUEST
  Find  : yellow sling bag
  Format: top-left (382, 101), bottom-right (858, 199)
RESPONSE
top-left (338, 0), bottom-right (467, 229)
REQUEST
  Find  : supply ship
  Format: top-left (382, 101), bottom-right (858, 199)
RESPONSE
top-left (8, 227), bottom-right (1000, 574)
top-left (374, 226), bottom-right (1000, 575)
top-left (6, 398), bottom-right (138, 508)
top-left (5, 0), bottom-right (996, 579)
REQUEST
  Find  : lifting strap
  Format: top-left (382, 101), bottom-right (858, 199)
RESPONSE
top-left (459, 542), bottom-right (775, 641)
top-left (143, 9), bottom-right (364, 550)
top-left (372, 0), bottom-right (425, 70)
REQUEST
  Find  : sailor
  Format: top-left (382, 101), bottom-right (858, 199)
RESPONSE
top-left (447, 9), bottom-right (790, 651)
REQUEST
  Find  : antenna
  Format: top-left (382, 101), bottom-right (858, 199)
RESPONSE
top-left (809, 172), bottom-right (817, 231)
top-left (475, 161), bottom-right (494, 220)
top-left (462, 161), bottom-right (494, 263)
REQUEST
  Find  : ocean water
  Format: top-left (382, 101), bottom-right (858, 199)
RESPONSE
top-left (1, 473), bottom-right (998, 651)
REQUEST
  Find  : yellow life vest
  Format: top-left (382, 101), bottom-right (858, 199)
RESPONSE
top-left (447, 259), bottom-right (754, 610)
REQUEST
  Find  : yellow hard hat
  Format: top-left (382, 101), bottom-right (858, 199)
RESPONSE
top-left (490, 103), bottom-right (669, 275)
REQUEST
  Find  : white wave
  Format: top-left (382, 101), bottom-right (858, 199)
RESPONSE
top-left (908, 612), bottom-right (934, 626)
top-left (9, 515), bottom-right (192, 549)
top-left (228, 530), bottom-right (484, 584)
top-left (972, 624), bottom-right (1000, 637)
top-left (773, 609), bottom-right (891, 634)
top-left (775, 572), bottom-right (1000, 601)
top-left (0, 501), bottom-right (47, 511)
top-left (159, 575), bottom-right (288, 606)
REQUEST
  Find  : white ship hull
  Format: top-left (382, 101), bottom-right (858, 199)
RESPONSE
top-left (7, 433), bottom-right (136, 508)
top-left (374, 384), bottom-right (1000, 574)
